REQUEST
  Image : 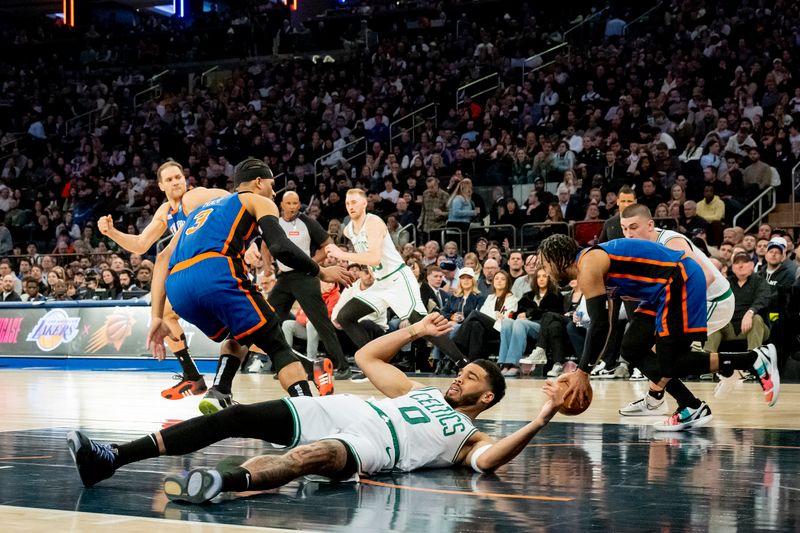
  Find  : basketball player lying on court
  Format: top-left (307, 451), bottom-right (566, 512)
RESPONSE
top-left (537, 234), bottom-right (780, 430)
top-left (66, 313), bottom-right (564, 504)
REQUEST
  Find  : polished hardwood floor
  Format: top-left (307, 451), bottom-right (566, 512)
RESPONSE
top-left (1, 370), bottom-right (799, 532)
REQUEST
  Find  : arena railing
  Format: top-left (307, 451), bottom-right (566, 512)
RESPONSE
top-left (389, 103), bottom-right (439, 152)
top-left (466, 224), bottom-right (518, 251)
top-left (399, 223), bottom-right (418, 246)
top-left (732, 186), bottom-right (776, 233)
top-left (519, 222), bottom-right (570, 250)
top-left (456, 72), bottom-right (500, 108)
top-left (519, 42), bottom-right (570, 85)
top-left (313, 136), bottom-right (369, 188)
top-left (791, 160), bottom-right (800, 224)
top-left (4, 251), bottom-right (124, 268)
top-left (563, 7), bottom-right (610, 41)
top-left (624, 2), bottom-right (665, 34)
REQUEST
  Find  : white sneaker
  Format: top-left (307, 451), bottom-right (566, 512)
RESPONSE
top-left (629, 368), bottom-right (647, 381)
top-left (653, 402), bottom-right (713, 431)
top-left (613, 362), bottom-right (630, 379)
top-left (619, 394), bottom-right (669, 416)
top-left (589, 360), bottom-right (607, 377)
top-left (713, 371), bottom-right (745, 399)
top-left (520, 347), bottom-right (547, 366)
top-left (546, 363), bottom-right (563, 377)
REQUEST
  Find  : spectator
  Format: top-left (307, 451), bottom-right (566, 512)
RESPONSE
top-left (742, 147), bottom-right (772, 192)
top-left (421, 240), bottom-right (440, 268)
top-left (135, 262), bottom-right (153, 292)
top-left (761, 237), bottom-right (794, 305)
top-left (556, 184), bottom-right (582, 222)
top-left (680, 201), bottom-right (709, 236)
top-left (705, 253), bottom-right (770, 356)
top-left (394, 198), bottom-right (416, 228)
top-left (637, 178), bottom-right (664, 215)
top-left (442, 241), bottom-right (464, 269)
top-left (599, 186), bottom-right (636, 242)
top-left (506, 251), bottom-right (525, 282)
top-left (97, 269), bottom-right (123, 299)
top-left (477, 257), bottom-right (499, 296)
top-left (21, 277), bottom-right (45, 302)
top-left (420, 176), bottom-right (449, 238)
top-left (0, 274), bottom-right (21, 301)
top-left (454, 270), bottom-right (517, 361)
top-left (419, 265), bottom-right (447, 313)
top-left (446, 178), bottom-right (477, 247)
top-left (696, 185), bottom-right (726, 223)
top-left (497, 268), bottom-right (562, 377)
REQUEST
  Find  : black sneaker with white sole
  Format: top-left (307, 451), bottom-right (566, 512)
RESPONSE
top-left (66, 430), bottom-right (117, 487)
top-left (164, 467), bottom-right (224, 504)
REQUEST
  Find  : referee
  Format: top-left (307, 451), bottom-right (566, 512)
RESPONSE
top-left (255, 191), bottom-right (350, 379)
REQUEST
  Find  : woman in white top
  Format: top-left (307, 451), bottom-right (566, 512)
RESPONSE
top-left (452, 270), bottom-right (518, 360)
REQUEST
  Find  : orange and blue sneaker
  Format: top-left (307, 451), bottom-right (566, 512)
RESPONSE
top-left (313, 358), bottom-right (335, 396)
top-left (161, 375), bottom-right (208, 400)
top-left (752, 344), bottom-right (780, 407)
top-left (653, 402), bottom-right (713, 432)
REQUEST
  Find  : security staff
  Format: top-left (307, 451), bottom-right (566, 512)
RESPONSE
top-left (249, 191), bottom-right (351, 378)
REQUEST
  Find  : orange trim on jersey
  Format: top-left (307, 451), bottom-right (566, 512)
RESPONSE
top-left (606, 254), bottom-right (679, 268)
top-left (227, 257), bottom-right (268, 340)
top-left (607, 273), bottom-right (669, 284)
top-left (662, 283), bottom-right (671, 335)
top-left (635, 308), bottom-right (657, 316)
top-left (209, 325), bottom-right (228, 341)
top-left (243, 222), bottom-right (256, 243)
top-left (221, 206), bottom-right (246, 256)
top-left (170, 251), bottom-right (224, 275)
top-left (576, 248), bottom-right (593, 267)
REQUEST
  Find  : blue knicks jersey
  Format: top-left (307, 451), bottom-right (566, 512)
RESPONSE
top-left (169, 193), bottom-right (257, 270)
top-left (166, 201), bottom-right (189, 235)
top-left (577, 239), bottom-right (689, 305)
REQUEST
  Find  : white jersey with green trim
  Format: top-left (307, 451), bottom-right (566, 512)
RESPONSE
top-left (655, 228), bottom-right (729, 300)
top-left (344, 213), bottom-right (405, 278)
top-left (371, 386), bottom-right (478, 471)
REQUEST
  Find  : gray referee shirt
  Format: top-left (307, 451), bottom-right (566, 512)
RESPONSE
top-left (276, 214), bottom-right (330, 272)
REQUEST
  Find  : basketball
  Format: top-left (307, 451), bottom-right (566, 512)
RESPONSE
top-left (557, 378), bottom-right (592, 416)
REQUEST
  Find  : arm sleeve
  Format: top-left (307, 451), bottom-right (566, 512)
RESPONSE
top-left (300, 214), bottom-right (331, 250)
top-left (258, 215), bottom-right (320, 277)
top-left (578, 295), bottom-right (616, 373)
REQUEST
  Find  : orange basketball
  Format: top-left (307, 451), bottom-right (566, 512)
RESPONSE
top-left (557, 379), bottom-right (592, 416)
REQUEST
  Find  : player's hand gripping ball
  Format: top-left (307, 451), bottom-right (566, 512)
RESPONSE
top-left (556, 376), bottom-right (592, 416)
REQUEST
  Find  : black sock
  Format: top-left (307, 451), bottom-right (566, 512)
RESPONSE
top-left (221, 466), bottom-right (252, 492)
top-left (717, 350), bottom-right (758, 377)
top-left (288, 380), bottom-right (312, 397)
top-left (665, 380), bottom-right (701, 410)
top-left (648, 389), bottom-right (665, 401)
top-left (113, 433), bottom-right (159, 468)
top-left (213, 354), bottom-right (241, 395)
top-left (175, 336), bottom-right (201, 380)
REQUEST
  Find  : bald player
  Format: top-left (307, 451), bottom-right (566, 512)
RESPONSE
top-left (246, 191), bottom-right (351, 382)
top-left (98, 161), bottom-right (224, 400)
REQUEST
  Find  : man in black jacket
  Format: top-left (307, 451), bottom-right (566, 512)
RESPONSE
top-left (705, 253), bottom-right (770, 353)
top-left (599, 186), bottom-right (636, 242)
top-left (420, 265), bottom-right (447, 313)
top-left (1, 274), bottom-right (21, 301)
top-left (760, 237), bottom-right (794, 307)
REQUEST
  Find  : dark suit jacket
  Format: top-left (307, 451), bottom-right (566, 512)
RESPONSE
top-left (599, 214), bottom-right (623, 242)
top-left (420, 283), bottom-right (447, 312)
top-left (1, 291), bottom-right (21, 302)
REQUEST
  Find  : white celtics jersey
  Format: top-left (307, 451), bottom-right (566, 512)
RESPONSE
top-left (370, 387), bottom-right (479, 471)
top-left (344, 213), bottom-right (405, 279)
top-left (656, 229), bottom-right (729, 300)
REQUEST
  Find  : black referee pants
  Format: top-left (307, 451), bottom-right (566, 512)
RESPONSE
top-left (268, 271), bottom-right (348, 369)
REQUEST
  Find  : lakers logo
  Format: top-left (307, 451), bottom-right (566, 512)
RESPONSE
top-left (26, 309), bottom-right (80, 351)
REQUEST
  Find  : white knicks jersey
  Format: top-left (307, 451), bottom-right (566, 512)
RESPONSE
top-left (344, 213), bottom-right (405, 279)
top-left (656, 229), bottom-right (729, 300)
top-left (371, 387), bottom-right (478, 471)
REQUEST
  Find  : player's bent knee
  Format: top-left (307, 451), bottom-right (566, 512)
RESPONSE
top-left (220, 339), bottom-right (248, 358)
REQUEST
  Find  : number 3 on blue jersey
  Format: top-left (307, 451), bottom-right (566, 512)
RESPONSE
top-left (185, 208), bottom-right (213, 235)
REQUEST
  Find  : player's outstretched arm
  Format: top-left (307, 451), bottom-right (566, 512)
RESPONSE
top-left (462, 380), bottom-right (563, 472)
top-left (147, 235), bottom-right (179, 359)
top-left (98, 206), bottom-right (168, 254)
top-left (242, 194), bottom-right (354, 286)
top-left (355, 313), bottom-right (451, 398)
top-left (561, 249), bottom-right (612, 406)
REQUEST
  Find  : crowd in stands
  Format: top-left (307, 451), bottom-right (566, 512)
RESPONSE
top-left (1, 0), bottom-right (800, 373)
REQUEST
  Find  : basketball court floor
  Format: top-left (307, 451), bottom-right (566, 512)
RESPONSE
top-left (1, 369), bottom-right (798, 532)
